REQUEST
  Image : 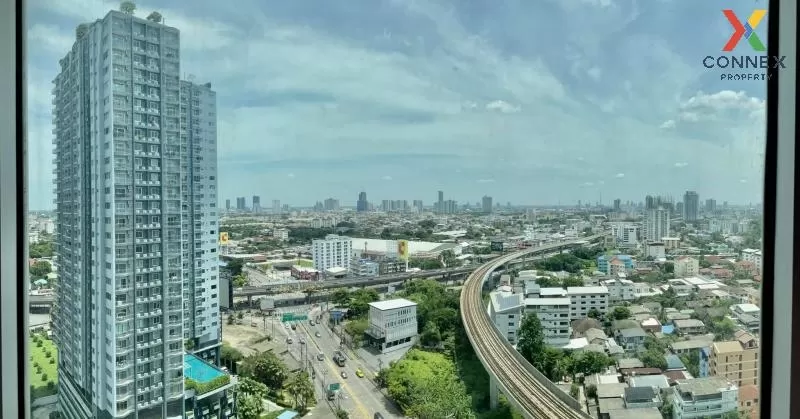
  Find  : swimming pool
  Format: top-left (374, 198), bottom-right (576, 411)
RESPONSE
top-left (184, 353), bottom-right (226, 383)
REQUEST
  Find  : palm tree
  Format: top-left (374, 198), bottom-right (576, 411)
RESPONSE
top-left (284, 371), bottom-right (315, 411)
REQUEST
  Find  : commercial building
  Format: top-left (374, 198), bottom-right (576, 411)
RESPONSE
top-left (356, 191), bottom-right (368, 212)
top-left (482, 195), bottom-right (493, 213)
top-left (252, 195), bottom-right (261, 212)
top-left (365, 299), bottom-right (418, 353)
top-left (709, 330), bottom-right (760, 387)
top-left (51, 9), bottom-right (228, 419)
top-left (489, 289), bottom-right (524, 345)
top-left (311, 234), bottom-right (353, 271)
top-left (670, 377), bottom-right (738, 419)
top-left (683, 191), bottom-right (700, 222)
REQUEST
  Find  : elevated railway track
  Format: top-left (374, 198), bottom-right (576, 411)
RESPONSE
top-left (460, 234), bottom-right (608, 419)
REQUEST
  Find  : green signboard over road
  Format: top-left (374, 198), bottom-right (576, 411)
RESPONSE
top-left (328, 383), bottom-right (340, 391)
top-left (281, 313), bottom-right (308, 322)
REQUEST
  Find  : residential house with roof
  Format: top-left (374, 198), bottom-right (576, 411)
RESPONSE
top-left (738, 384), bottom-right (760, 419)
top-left (623, 386), bottom-right (662, 409)
top-left (670, 377), bottom-right (738, 419)
top-left (597, 254), bottom-right (635, 275)
top-left (673, 319), bottom-right (706, 336)
top-left (615, 327), bottom-right (647, 352)
top-left (731, 303), bottom-right (761, 333)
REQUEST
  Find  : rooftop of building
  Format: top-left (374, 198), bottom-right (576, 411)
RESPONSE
top-left (566, 286), bottom-right (609, 294)
top-left (524, 297), bottom-right (571, 306)
top-left (675, 376), bottom-right (736, 397)
top-left (369, 298), bottom-right (417, 311)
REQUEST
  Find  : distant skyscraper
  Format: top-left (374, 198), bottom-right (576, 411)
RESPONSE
top-left (272, 199), bottom-right (281, 214)
top-left (705, 198), bottom-right (717, 213)
top-left (237, 197), bottom-right (246, 210)
top-left (252, 195), bottom-right (261, 212)
top-left (225, 199), bottom-right (231, 211)
top-left (613, 199), bottom-right (621, 211)
top-left (323, 198), bottom-right (340, 211)
top-left (357, 191), bottom-right (368, 212)
top-left (52, 10), bottom-right (224, 419)
top-left (413, 200), bottom-right (423, 212)
top-left (676, 202), bottom-right (684, 217)
top-left (683, 191), bottom-right (700, 221)
top-left (482, 196), bottom-right (493, 213)
top-left (437, 190), bottom-right (444, 213)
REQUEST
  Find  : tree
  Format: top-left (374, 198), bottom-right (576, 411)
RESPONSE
top-left (232, 273), bottom-right (248, 288)
top-left (640, 350), bottom-right (667, 370)
top-left (586, 308), bottom-right (602, 320)
top-left (585, 384), bottom-right (597, 401)
top-left (569, 383), bottom-right (580, 399)
top-left (220, 344), bottom-right (243, 372)
top-left (29, 260), bottom-right (52, 278)
top-left (330, 289), bottom-right (350, 306)
top-left (562, 276), bottom-right (584, 287)
top-left (240, 351), bottom-right (288, 389)
top-left (709, 318), bottom-right (737, 341)
top-left (235, 377), bottom-right (268, 419)
top-left (226, 258), bottom-right (245, 277)
top-left (568, 351), bottom-right (613, 378)
top-left (120, 1), bottom-right (136, 14)
top-left (347, 288), bottom-right (380, 318)
top-left (420, 322), bottom-right (442, 347)
top-left (610, 306), bottom-right (631, 321)
top-left (285, 371), bottom-right (315, 411)
top-left (146, 11), bottom-right (162, 22)
top-left (517, 314), bottom-right (546, 367)
top-left (334, 408), bottom-right (349, 419)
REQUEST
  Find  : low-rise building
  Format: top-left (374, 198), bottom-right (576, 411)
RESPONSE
top-left (709, 330), bottom-right (759, 387)
top-left (597, 255), bottom-right (635, 275)
top-left (673, 319), bottom-right (706, 336)
top-left (670, 377), bottom-right (738, 419)
top-left (567, 286), bottom-right (610, 319)
top-left (524, 297), bottom-right (572, 346)
top-left (674, 256), bottom-right (700, 278)
top-left (615, 327), bottom-right (647, 352)
top-left (623, 386), bottom-right (662, 409)
top-left (489, 290), bottom-right (524, 345)
top-left (364, 298), bottom-right (418, 353)
top-left (602, 276), bottom-right (636, 302)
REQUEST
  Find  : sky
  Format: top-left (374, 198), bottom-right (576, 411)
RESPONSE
top-left (27, 0), bottom-right (769, 209)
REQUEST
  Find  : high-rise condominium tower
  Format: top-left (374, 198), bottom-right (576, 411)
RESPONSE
top-left (52, 9), bottom-right (222, 419)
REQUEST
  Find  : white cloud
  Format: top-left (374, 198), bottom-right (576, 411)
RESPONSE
top-left (615, 173), bottom-right (625, 178)
top-left (25, 0), bottom-right (767, 207)
top-left (381, 175), bottom-right (393, 181)
top-left (660, 120), bottom-right (676, 129)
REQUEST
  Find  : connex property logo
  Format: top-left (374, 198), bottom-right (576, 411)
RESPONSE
top-left (702, 9), bottom-right (787, 81)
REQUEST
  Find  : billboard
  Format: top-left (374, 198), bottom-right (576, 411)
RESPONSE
top-left (397, 240), bottom-right (409, 261)
top-left (490, 241), bottom-right (504, 252)
top-left (219, 232), bottom-right (229, 245)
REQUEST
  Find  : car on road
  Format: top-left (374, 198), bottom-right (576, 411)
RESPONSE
top-left (355, 369), bottom-right (364, 378)
top-left (315, 332), bottom-right (321, 338)
top-left (317, 353), bottom-right (324, 361)
top-left (286, 337), bottom-right (293, 344)
top-left (299, 338), bottom-right (305, 345)
top-left (290, 324), bottom-right (296, 330)
top-left (341, 371), bottom-right (348, 379)
top-left (284, 323), bottom-right (289, 329)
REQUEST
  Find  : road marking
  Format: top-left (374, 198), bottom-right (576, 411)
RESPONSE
top-left (302, 323), bottom-right (372, 419)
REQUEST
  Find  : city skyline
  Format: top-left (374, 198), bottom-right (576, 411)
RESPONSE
top-left (26, 0), bottom-right (765, 210)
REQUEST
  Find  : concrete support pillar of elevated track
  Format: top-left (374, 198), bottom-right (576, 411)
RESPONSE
top-left (489, 375), bottom-right (499, 410)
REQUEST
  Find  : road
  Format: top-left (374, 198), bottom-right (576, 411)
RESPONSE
top-left (281, 317), bottom-right (403, 419)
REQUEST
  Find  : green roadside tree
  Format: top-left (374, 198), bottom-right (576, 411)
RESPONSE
top-left (235, 377), bottom-right (268, 419)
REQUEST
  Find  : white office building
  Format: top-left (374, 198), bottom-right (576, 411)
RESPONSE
top-left (51, 9), bottom-right (227, 419)
top-left (670, 377), bottom-right (738, 419)
top-left (674, 256), bottom-right (700, 278)
top-left (311, 234), bottom-right (353, 271)
top-left (523, 297), bottom-right (572, 346)
top-left (567, 286), bottom-right (610, 319)
top-left (365, 299), bottom-right (418, 353)
top-left (489, 289), bottom-right (524, 344)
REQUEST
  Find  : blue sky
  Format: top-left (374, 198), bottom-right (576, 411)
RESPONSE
top-left (27, 0), bottom-right (768, 209)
